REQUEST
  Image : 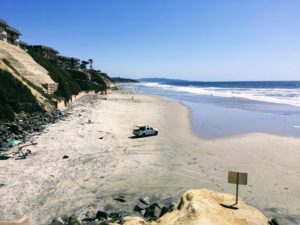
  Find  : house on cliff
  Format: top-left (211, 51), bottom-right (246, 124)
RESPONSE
top-left (0, 18), bottom-right (21, 47)
top-left (28, 45), bottom-right (82, 70)
top-left (57, 55), bottom-right (81, 70)
top-left (27, 45), bottom-right (59, 61)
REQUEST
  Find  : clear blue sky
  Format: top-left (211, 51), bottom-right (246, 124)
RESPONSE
top-left (1, 0), bottom-right (299, 81)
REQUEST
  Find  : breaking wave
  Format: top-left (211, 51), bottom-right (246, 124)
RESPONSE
top-left (139, 82), bottom-right (300, 107)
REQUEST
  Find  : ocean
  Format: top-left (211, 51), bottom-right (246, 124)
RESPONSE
top-left (121, 79), bottom-right (300, 139)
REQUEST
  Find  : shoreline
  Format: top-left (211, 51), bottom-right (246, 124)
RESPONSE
top-left (124, 83), bottom-right (300, 139)
top-left (158, 94), bottom-right (300, 141)
top-left (0, 93), bottom-right (299, 225)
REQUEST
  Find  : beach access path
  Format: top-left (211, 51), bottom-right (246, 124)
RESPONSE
top-left (0, 93), bottom-right (299, 225)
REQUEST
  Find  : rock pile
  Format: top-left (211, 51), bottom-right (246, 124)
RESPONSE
top-left (48, 189), bottom-right (278, 225)
top-left (0, 110), bottom-right (63, 148)
top-left (49, 195), bottom-right (175, 225)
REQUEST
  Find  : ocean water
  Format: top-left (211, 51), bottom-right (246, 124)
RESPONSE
top-left (121, 80), bottom-right (300, 139)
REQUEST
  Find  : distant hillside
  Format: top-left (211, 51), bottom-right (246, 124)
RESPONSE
top-left (138, 78), bottom-right (185, 83)
top-left (112, 77), bottom-right (139, 83)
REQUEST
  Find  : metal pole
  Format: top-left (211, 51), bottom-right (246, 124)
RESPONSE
top-left (236, 173), bottom-right (239, 205)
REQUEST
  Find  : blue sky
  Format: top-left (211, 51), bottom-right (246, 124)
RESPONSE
top-left (1, 0), bottom-right (299, 81)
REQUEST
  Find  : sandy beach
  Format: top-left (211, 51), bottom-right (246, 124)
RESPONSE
top-left (0, 93), bottom-right (300, 225)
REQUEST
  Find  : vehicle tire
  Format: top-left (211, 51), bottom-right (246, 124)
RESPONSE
top-left (155, 131), bottom-right (158, 135)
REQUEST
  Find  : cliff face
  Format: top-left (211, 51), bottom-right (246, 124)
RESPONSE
top-left (120, 189), bottom-right (269, 225)
top-left (0, 41), bottom-right (57, 91)
top-left (0, 41), bottom-right (56, 113)
top-left (0, 40), bottom-right (116, 115)
top-left (100, 74), bottom-right (117, 89)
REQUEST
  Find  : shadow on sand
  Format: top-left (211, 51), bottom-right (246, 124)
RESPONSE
top-left (128, 134), bottom-right (158, 139)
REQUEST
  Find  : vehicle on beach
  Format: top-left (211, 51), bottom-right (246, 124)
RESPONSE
top-left (133, 125), bottom-right (158, 137)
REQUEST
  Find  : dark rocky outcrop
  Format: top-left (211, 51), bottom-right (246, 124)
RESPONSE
top-left (0, 110), bottom-right (63, 149)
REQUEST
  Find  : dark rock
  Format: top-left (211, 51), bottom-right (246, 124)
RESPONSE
top-left (144, 203), bottom-right (162, 220)
top-left (96, 211), bottom-right (108, 220)
top-left (109, 212), bottom-right (119, 219)
top-left (83, 211), bottom-right (95, 221)
top-left (109, 211), bottom-right (128, 223)
top-left (269, 218), bottom-right (280, 225)
top-left (63, 155), bottom-right (69, 159)
top-left (139, 196), bottom-right (150, 205)
top-left (49, 217), bottom-right (64, 225)
top-left (98, 222), bottom-right (109, 225)
top-left (83, 222), bottom-right (108, 225)
top-left (114, 196), bottom-right (126, 202)
top-left (169, 203), bottom-right (176, 211)
top-left (66, 215), bottom-right (81, 225)
top-left (134, 203), bottom-right (146, 213)
top-left (8, 124), bottom-right (20, 134)
top-left (0, 154), bottom-right (11, 160)
top-left (157, 202), bottom-right (175, 218)
top-left (159, 206), bottom-right (169, 217)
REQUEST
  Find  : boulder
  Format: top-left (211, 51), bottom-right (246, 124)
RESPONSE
top-left (159, 203), bottom-right (175, 218)
top-left (121, 189), bottom-right (269, 225)
top-left (268, 218), bottom-right (280, 225)
top-left (65, 215), bottom-right (81, 225)
top-left (96, 211), bottom-right (108, 220)
top-left (109, 211), bottom-right (128, 223)
top-left (143, 203), bottom-right (162, 220)
top-left (82, 211), bottom-right (95, 221)
top-left (139, 196), bottom-right (150, 205)
top-left (49, 217), bottom-right (64, 225)
top-left (133, 203), bottom-right (146, 213)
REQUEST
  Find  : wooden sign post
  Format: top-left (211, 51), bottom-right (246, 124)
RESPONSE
top-left (228, 171), bottom-right (248, 205)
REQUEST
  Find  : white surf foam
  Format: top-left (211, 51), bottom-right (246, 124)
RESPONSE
top-left (140, 82), bottom-right (300, 107)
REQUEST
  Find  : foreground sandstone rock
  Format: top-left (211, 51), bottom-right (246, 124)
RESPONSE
top-left (119, 189), bottom-right (269, 225)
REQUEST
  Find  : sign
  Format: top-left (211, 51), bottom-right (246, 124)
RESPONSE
top-left (228, 171), bottom-right (248, 185)
top-left (227, 171), bottom-right (248, 206)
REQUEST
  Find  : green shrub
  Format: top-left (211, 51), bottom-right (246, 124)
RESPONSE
top-left (0, 69), bottom-right (41, 122)
top-left (28, 51), bottom-right (81, 99)
top-left (28, 50), bottom-right (108, 98)
top-left (0, 104), bottom-right (15, 122)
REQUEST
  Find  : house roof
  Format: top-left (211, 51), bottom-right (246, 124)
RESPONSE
top-left (0, 18), bottom-right (8, 26)
top-left (28, 45), bottom-right (59, 54)
top-left (6, 26), bottom-right (21, 35)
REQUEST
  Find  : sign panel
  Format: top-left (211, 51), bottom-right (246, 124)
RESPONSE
top-left (228, 171), bottom-right (248, 185)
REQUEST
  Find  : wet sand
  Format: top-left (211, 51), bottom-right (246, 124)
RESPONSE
top-left (0, 93), bottom-right (299, 225)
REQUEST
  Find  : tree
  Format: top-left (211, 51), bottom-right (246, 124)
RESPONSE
top-left (80, 60), bottom-right (89, 70)
top-left (88, 59), bottom-right (93, 70)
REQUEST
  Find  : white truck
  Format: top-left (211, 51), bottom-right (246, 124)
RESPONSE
top-left (132, 125), bottom-right (158, 137)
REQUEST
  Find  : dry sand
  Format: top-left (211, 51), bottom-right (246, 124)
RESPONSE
top-left (0, 93), bottom-right (299, 225)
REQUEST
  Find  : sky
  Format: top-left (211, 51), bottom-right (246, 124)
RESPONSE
top-left (1, 0), bottom-right (300, 81)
